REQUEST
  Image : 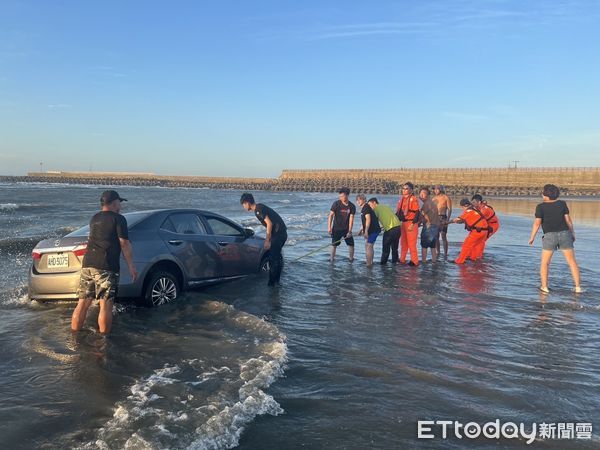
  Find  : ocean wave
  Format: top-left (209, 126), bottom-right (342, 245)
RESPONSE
top-left (89, 301), bottom-right (287, 450)
top-left (0, 202), bottom-right (52, 212)
top-left (14, 181), bottom-right (112, 189)
top-left (0, 285), bottom-right (32, 308)
top-left (0, 227), bottom-right (79, 253)
top-left (0, 203), bottom-right (20, 211)
top-left (282, 213), bottom-right (325, 230)
top-left (240, 213), bottom-right (325, 230)
top-left (286, 234), bottom-right (330, 247)
top-left (239, 218), bottom-right (260, 228)
top-left (0, 236), bottom-right (41, 253)
top-left (189, 342), bottom-right (286, 450)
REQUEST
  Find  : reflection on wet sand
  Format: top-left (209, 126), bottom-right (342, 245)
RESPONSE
top-left (474, 198), bottom-right (600, 226)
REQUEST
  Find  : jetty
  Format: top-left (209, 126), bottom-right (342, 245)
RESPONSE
top-left (1, 168), bottom-right (599, 196)
top-left (275, 167), bottom-right (600, 196)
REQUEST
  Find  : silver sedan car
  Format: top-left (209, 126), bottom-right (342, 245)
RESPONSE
top-left (29, 209), bottom-right (270, 306)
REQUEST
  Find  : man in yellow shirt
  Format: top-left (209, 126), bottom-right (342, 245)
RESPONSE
top-left (368, 198), bottom-right (401, 265)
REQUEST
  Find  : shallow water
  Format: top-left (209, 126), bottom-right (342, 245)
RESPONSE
top-left (1, 184), bottom-right (599, 449)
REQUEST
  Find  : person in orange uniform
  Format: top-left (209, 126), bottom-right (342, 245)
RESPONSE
top-left (396, 182), bottom-right (421, 266)
top-left (470, 194), bottom-right (500, 259)
top-left (448, 198), bottom-right (490, 264)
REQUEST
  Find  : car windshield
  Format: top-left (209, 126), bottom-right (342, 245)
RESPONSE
top-left (66, 211), bottom-right (152, 237)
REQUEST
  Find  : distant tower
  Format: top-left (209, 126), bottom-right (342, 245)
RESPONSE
top-left (40, 162), bottom-right (43, 173)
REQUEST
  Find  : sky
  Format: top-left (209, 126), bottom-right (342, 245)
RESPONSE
top-left (1, 0), bottom-right (599, 177)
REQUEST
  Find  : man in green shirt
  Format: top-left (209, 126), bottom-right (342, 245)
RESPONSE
top-left (368, 198), bottom-right (401, 265)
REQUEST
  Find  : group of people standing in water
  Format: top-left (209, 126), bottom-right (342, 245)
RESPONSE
top-left (243, 182), bottom-right (582, 294)
top-left (326, 182), bottom-right (499, 267)
top-left (67, 182), bottom-right (582, 337)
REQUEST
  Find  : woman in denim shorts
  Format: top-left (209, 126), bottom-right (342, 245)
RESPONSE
top-left (528, 184), bottom-right (582, 294)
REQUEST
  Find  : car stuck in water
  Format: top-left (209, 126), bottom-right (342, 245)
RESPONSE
top-left (29, 209), bottom-right (270, 306)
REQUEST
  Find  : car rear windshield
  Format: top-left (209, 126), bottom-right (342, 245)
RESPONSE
top-left (66, 211), bottom-right (152, 237)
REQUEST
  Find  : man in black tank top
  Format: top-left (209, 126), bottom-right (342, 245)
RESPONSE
top-left (241, 193), bottom-right (287, 286)
top-left (71, 190), bottom-right (137, 335)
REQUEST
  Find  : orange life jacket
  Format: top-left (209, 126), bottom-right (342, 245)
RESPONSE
top-left (460, 208), bottom-right (490, 232)
top-left (479, 203), bottom-right (499, 226)
top-left (396, 195), bottom-right (420, 222)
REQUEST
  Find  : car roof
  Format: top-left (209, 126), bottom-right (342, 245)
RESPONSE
top-left (133, 208), bottom-right (215, 215)
top-left (134, 209), bottom-right (239, 222)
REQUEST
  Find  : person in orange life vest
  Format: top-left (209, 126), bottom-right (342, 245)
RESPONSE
top-left (470, 194), bottom-right (500, 259)
top-left (396, 182), bottom-right (421, 266)
top-left (448, 198), bottom-right (489, 264)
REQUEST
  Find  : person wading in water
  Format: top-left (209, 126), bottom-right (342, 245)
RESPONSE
top-left (419, 187), bottom-right (440, 263)
top-left (470, 194), bottom-right (500, 259)
top-left (397, 182), bottom-right (421, 266)
top-left (433, 185), bottom-right (452, 259)
top-left (368, 198), bottom-right (401, 265)
top-left (448, 198), bottom-right (490, 264)
top-left (328, 187), bottom-right (356, 263)
top-left (356, 194), bottom-right (381, 267)
top-left (241, 193), bottom-right (288, 287)
top-left (528, 184), bottom-right (582, 294)
top-left (71, 190), bottom-right (137, 335)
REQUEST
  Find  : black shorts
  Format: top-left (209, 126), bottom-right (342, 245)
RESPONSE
top-left (332, 229), bottom-right (354, 247)
top-left (439, 215), bottom-right (448, 233)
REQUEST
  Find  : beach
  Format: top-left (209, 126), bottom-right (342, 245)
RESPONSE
top-left (1, 183), bottom-right (599, 449)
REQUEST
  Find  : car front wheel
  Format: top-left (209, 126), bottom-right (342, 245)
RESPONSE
top-left (259, 254), bottom-right (283, 273)
top-left (143, 270), bottom-right (179, 307)
top-left (260, 255), bottom-right (270, 272)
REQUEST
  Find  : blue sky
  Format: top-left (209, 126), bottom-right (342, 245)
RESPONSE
top-left (1, 0), bottom-right (599, 176)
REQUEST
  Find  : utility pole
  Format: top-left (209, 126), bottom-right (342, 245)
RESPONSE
top-left (512, 160), bottom-right (520, 169)
top-left (40, 162), bottom-right (43, 173)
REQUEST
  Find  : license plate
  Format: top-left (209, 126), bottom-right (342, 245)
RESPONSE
top-left (47, 253), bottom-right (69, 269)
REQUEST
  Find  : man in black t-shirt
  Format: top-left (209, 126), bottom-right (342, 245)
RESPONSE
top-left (356, 194), bottom-right (381, 266)
top-left (71, 190), bottom-right (137, 335)
top-left (328, 187), bottom-right (356, 262)
top-left (241, 193), bottom-right (287, 286)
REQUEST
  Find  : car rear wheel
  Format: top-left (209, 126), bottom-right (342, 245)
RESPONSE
top-left (143, 270), bottom-right (179, 307)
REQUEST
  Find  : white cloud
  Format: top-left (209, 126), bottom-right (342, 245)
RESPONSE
top-left (94, 65), bottom-right (128, 78)
top-left (297, 1), bottom-right (600, 42)
top-left (442, 111), bottom-right (489, 122)
top-left (47, 103), bottom-right (72, 109)
top-left (309, 21), bottom-right (438, 40)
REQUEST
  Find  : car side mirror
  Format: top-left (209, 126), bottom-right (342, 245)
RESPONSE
top-left (243, 228), bottom-right (255, 238)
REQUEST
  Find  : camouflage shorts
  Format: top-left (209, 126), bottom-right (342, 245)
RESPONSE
top-left (77, 268), bottom-right (118, 302)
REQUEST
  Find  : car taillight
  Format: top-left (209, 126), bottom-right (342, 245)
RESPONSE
top-left (73, 244), bottom-right (88, 257)
top-left (32, 250), bottom-right (42, 260)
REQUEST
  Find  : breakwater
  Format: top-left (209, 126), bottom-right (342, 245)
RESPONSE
top-left (1, 168), bottom-right (599, 196)
top-left (2, 173), bottom-right (273, 191)
top-left (276, 168), bottom-right (600, 196)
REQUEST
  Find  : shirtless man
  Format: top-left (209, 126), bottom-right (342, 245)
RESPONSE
top-left (433, 185), bottom-right (452, 258)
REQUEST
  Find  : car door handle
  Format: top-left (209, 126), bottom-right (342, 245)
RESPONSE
top-left (168, 240), bottom-right (183, 246)
top-left (218, 241), bottom-right (229, 246)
